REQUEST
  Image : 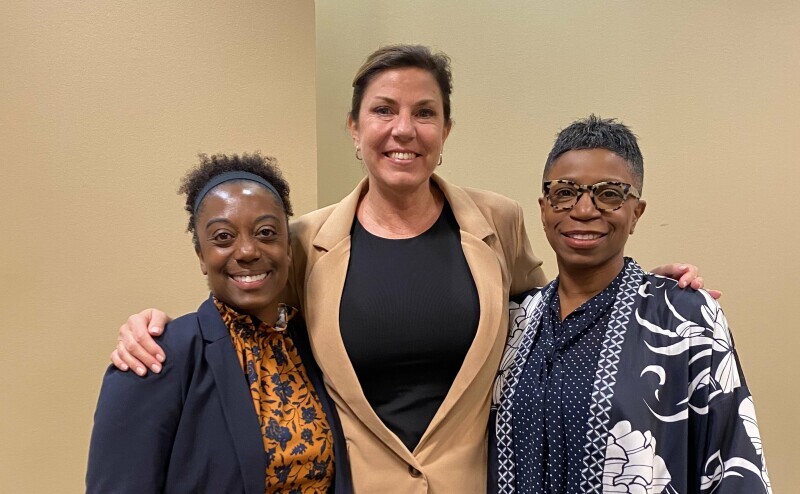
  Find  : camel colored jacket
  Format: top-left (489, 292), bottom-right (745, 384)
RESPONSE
top-left (285, 174), bottom-right (546, 493)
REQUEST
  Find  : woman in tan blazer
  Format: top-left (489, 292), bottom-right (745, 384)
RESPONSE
top-left (286, 173), bottom-right (546, 492)
top-left (111, 45), bottom-right (706, 493)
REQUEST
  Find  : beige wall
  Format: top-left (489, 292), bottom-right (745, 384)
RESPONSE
top-left (316, 0), bottom-right (799, 490)
top-left (0, 1), bottom-right (317, 491)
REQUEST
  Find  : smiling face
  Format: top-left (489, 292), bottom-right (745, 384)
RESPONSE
top-left (348, 67), bottom-right (451, 196)
top-left (539, 148), bottom-right (646, 277)
top-left (195, 181), bottom-right (291, 323)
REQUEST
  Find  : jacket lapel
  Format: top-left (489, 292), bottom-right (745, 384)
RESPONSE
top-left (303, 175), bottom-right (519, 460)
top-left (415, 175), bottom-right (506, 449)
top-left (304, 178), bottom-right (415, 461)
top-left (197, 298), bottom-right (266, 494)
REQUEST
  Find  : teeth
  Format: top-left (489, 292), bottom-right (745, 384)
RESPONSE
top-left (567, 233), bottom-right (603, 240)
top-left (388, 152), bottom-right (416, 160)
top-left (232, 273), bottom-right (267, 283)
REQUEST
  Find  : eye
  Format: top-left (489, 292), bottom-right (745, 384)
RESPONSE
top-left (416, 108), bottom-right (436, 118)
top-left (210, 231), bottom-right (235, 244)
top-left (552, 186), bottom-right (578, 198)
top-left (256, 226), bottom-right (277, 238)
top-left (373, 106), bottom-right (393, 116)
top-left (596, 186), bottom-right (626, 200)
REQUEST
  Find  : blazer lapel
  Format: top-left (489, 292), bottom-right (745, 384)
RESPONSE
top-left (197, 298), bottom-right (266, 494)
top-left (415, 175), bottom-right (507, 449)
top-left (304, 178), bottom-right (415, 461)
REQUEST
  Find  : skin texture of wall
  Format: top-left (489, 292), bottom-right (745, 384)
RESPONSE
top-left (315, 0), bottom-right (799, 490)
top-left (0, 1), bottom-right (316, 491)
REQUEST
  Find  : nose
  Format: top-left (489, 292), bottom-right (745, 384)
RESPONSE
top-left (569, 191), bottom-right (601, 220)
top-left (235, 235), bottom-right (260, 263)
top-left (392, 110), bottom-right (415, 140)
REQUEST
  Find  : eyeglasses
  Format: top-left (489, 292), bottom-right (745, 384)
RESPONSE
top-left (542, 180), bottom-right (641, 212)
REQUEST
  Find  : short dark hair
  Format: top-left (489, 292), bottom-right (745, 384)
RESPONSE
top-left (350, 44), bottom-right (453, 123)
top-left (178, 152), bottom-right (292, 249)
top-left (544, 115), bottom-right (644, 192)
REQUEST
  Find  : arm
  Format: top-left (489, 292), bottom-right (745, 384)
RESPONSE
top-left (509, 201), bottom-right (548, 295)
top-left (87, 337), bottom-right (184, 492)
top-left (110, 308), bottom-right (172, 374)
top-left (694, 297), bottom-right (771, 492)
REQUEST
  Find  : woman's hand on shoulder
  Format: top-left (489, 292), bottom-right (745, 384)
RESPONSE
top-left (650, 263), bottom-right (722, 299)
top-left (109, 309), bottom-right (171, 376)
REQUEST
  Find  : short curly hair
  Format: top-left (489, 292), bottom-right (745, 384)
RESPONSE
top-left (178, 152), bottom-right (293, 249)
top-left (544, 115), bottom-right (644, 193)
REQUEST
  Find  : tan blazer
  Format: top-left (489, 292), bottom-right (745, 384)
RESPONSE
top-left (286, 174), bottom-right (547, 493)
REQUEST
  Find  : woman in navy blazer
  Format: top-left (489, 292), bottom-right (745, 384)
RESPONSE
top-left (87, 153), bottom-right (351, 493)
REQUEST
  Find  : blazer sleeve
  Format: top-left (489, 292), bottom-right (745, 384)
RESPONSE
top-left (509, 200), bottom-right (548, 295)
top-left (86, 321), bottom-right (195, 493)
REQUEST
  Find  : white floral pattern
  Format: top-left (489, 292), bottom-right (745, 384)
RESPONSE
top-left (493, 261), bottom-right (770, 494)
top-left (603, 421), bottom-right (671, 494)
top-left (493, 290), bottom-right (543, 407)
top-left (635, 283), bottom-right (741, 421)
top-left (737, 397), bottom-right (772, 493)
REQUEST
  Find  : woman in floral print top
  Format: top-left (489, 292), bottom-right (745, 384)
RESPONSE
top-left (87, 153), bottom-right (351, 493)
top-left (491, 117), bottom-right (770, 494)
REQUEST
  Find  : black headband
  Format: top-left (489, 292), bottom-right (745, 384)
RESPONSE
top-left (192, 171), bottom-right (284, 213)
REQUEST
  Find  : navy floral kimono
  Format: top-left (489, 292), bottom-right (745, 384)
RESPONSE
top-left (490, 259), bottom-right (771, 493)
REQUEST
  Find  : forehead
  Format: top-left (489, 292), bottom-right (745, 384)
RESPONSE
top-left (546, 149), bottom-right (634, 184)
top-left (196, 181), bottom-right (285, 220)
top-left (361, 67), bottom-right (443, 104)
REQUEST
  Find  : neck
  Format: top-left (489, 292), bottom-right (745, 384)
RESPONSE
top-left (357, 178), bottom-right (444, 238)
top-left (555, 256), bottom-right (625, 319)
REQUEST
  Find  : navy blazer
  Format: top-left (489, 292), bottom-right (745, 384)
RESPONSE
top-left (87, 296), bottom-right (352, 493)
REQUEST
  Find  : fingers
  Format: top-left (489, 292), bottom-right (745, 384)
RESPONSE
top-left (688, 276), bottom-right (704, 290)
top-left (707, 289), bottom-right (723, 300)
top-left (118, 312), bottom-right (166, 375)
top-left (113, 340), bottom-right (149, 376)
top-left (676, 264), bottom-right (698, 289)
top-left (145, 308), bottom-right (171, 336)
top-left (109, 348), bottom-right (129, 372)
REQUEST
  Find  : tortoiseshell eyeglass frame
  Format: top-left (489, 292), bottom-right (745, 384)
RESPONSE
top-left (542, 179), bottom-right (641, 212)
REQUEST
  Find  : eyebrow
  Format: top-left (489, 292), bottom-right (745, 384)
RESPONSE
top-left (204, 213), bottom-right (282, 229)
top-left (371, 96), bottom-right (438, 107)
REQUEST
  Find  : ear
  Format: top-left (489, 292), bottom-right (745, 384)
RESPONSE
top-left (196, 246), bottom-right (208, 275)
top-left (538, 196), bottom-right (546, 226)
top-left (347, 114), bottom-right (359, 148)
top-left (629, 199), bottom-right (647, 234)
top-left (442, 119), bottom-right (453, 146)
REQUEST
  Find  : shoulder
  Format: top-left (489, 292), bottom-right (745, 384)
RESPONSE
top-left (636, 272), bottom-right (731, 352)
top-left (510, 287), bottom-right (544, 307)
top-left (290, 204), bottom-right (337, 240)
top-left (639, 272), bottom-right (722, 318)
top-left (459, 186), bottom-right (522, 214)
top-left (451, 185), bottom-right (525, 238)
top-left (292, 203), bottom-right (337, 229)
top-left (157, 311), bottom-right (206, 360)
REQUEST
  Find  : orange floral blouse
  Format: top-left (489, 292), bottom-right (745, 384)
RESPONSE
top-left (215, 299), bottom-right (334, 493)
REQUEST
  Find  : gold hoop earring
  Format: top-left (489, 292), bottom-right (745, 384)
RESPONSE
top-left (355, 147), bottom-right (363, 161)
top-left (437, 153), bottom-right (443, 166)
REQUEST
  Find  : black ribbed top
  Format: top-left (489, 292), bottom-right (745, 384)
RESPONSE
top-left (339, 202), bottom-right (480, 451)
